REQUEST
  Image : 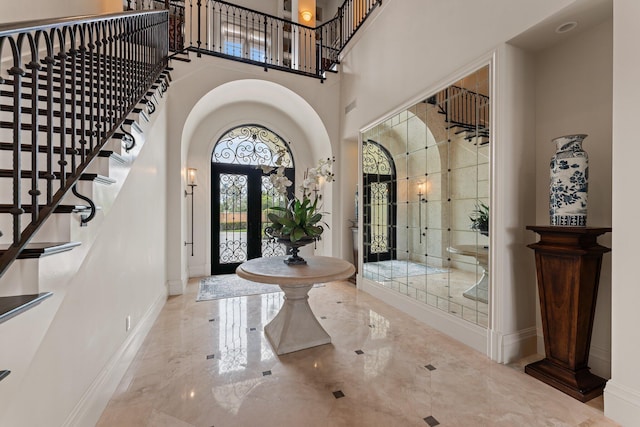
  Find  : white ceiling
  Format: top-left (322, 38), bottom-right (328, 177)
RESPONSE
top-left (508, 0), bottom-right (612, 52)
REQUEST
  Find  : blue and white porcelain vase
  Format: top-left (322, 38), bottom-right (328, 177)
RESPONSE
top-left (549, 134), bottom-right (589, 226)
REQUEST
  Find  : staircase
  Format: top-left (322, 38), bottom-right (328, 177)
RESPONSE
top-left (427, 85), bottom-right (490, 145)
top-left (0, 1), bottom-right (384, 422)
top-left (0, 10), bottom-right (170, 332)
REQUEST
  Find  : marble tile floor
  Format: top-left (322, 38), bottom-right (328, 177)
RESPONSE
top-left (97, 279), bottom-right (618, 427)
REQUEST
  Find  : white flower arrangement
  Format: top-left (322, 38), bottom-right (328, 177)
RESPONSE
top-left (261, 153), bottom-right (335, 242)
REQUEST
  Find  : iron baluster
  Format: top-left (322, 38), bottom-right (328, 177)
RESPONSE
top-left (79, 32), bottom-right (88, 165)
top-left (55, 31), bottom-right (68, 189)
top-left (69, 35), bottom-right (78, 172)
top-left (24, 34), bottom-right (41, 223)
top-left (43, 38), bottom-right (56, 205)
top-left (197, 0), bottom-right (202, 56)
top-left (7, 40), bottom-right (24, 245)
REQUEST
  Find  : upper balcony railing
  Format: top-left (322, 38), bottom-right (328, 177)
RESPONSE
top-left (132, 0), bottom-right (381, 79)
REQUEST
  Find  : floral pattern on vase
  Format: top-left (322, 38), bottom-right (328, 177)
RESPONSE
top-left (549, 134), bottom-right (588, 226)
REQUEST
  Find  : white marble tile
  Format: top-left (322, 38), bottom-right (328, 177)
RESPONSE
top-left (97, 278), bottom-right (619, 427)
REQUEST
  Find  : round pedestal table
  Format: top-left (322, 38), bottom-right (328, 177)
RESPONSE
top-left (446, 245), bottom-right (489, 304)
top-left (236, 256), bottom-right (355, 355)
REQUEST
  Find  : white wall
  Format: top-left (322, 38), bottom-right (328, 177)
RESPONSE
top-left (606, 0), bottom-right (640, 424)
top-left (0, 103), bottom-right (169, 427)
top-left (163, 55), bottom-right (341, 289)
top-left (0, 0), bottom-right (122, 23)
top-left (338, 0), bottom-right (577, 359)
top-left (337, 0), bottom-right (575, 142)
top-left (533, 18), bottom-right (613, 378)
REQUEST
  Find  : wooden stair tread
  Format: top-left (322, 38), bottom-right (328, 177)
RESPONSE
top-left (0, 204), bottom-right (90, 214)
top-left (0, 241), bottom-right (81, 258)
top-left (0, 169), bottom-right (116, 184)
top-left (0, 292), bottom-right (53, 324)
top-left (98, 149), bottom-right (127, 164)
top-left (0, 142), bottom-right (120, 160)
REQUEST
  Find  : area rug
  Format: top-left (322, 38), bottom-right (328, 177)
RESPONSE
top-left (362, 260), bottom-right (447, 280)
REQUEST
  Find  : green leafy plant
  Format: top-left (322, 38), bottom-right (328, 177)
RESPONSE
top-left (469, 202), bottom-right (489, 236)
top-left (263, 155), bottom-right (334, 243)
top-left (267, 197), bottom-right (326, 242)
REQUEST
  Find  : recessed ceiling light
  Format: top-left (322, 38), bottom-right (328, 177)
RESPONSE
top-left (555, 21), bottom-right (578, 34)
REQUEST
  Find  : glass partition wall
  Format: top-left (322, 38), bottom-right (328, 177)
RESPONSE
top-left (361, 66), bottom-right (490, 327)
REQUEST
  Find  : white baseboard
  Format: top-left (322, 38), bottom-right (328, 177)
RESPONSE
top-left (589, 344), bottom-right (611, 379)
top-left (167, 278), bottom-right (186, 295)
top-left (489, 327), bottom-right (538, 364)
top-left (360, 279), bottom-right (487, 354)
top-left (537, 333), bottom-right (544, 355)
top-left (62, 291), bottom-right (167, 427)
top-left (605, 380), bottom-right (640, 426)
top-left (188, 263), bottom-right (209, 278)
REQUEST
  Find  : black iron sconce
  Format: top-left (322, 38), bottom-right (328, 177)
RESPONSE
top-left (184, 168), bottom-right (197, 256)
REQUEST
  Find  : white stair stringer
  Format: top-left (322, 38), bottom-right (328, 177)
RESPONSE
top-left (0, 80), bottom-right (168, 422)
top-left (0, 290), bottom-right (64, 417)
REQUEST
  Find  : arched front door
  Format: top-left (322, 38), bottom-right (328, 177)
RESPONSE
top-left (211, 125), bottom-right (295, 274)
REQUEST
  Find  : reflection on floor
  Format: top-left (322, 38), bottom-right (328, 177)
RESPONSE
top-left (362, 260), bottom-right (448, 279)
top-left (97, 279), bottom-right (614, 427)
top-left (364, 260), bottom-right (488, 327)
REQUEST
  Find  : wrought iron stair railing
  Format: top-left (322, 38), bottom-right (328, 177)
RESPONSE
top-left (125, 0), bottom-right (187, 53)
top-left (0, 10), bottom-right (170, 280)
top-left (428, 85), bottom-right (490, 145)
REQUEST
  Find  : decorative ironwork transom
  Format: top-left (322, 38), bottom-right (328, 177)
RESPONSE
top-left (212, 125), bottom-right (294, 167)
top-left (363, 140), bottom-right (394, 175)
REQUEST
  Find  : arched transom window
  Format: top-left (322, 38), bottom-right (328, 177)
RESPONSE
top-left (212, 125), bottom-right (293, 167)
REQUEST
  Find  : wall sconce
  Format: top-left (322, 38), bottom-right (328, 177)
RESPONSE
top-left (418, 183), bottom-right (427, 243)
top-left (301, 10), bottom-right (313, 22)
top-left (184, 168), bottom-right (197, 256)
top-left (417, 183), bottom-right (427, 203)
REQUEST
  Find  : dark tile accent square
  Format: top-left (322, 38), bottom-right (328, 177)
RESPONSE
top-left (206, 354), bottom-right (215, 360)
top-left (332, 390), bottom-right (345, 399)
top-left (209, 318), bottom-right (216, 322)
top-left (336, 301), bottom-right (343, 304)
top-left (423, 416), bottom-right (439, 426)
top-left (320, 316), bottom-right (327, 319)
top-left (355, 350), bottom-right (364, 355)
top-left (262, 370), bottom-right (272, 376)
top-left (249, 327), bottom-right (257, 331)
top-left (425, 364), bottom-right (436, 371)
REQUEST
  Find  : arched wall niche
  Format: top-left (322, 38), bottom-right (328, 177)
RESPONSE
top-left (181, 79), bottom-right (334, 276)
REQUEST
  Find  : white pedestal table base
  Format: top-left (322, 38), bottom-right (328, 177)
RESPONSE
top-left (264, 284), bottom-right (330, 355)
top-left (235, 256), bottom-right (355, 356)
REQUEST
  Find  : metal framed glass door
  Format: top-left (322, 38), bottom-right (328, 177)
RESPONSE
top-left (363, 174), bottom-right (396, 261)
top-left (210, 124), bottom-right (295, 275)
top-left (212, 165), bottom-right (257, 274)
top-left (362, 140), bottom-right (396, 262)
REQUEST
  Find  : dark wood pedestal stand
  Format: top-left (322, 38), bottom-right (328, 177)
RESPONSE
top-left (526, 226), bottom-right (611, 402)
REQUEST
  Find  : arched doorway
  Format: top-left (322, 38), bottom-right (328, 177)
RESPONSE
top-left (362, 139), bottom-right (396, 262)
top-left (211, 124), bottom-right (295, 274)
